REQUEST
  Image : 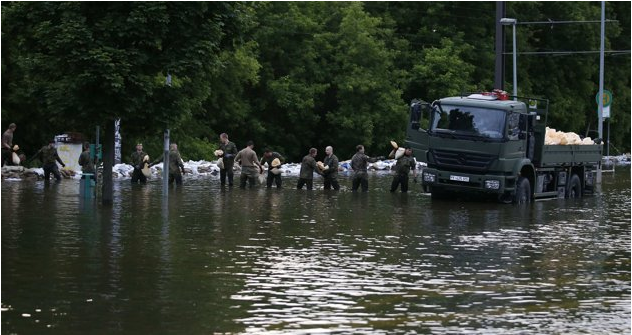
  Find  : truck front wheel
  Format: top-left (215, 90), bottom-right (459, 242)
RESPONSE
top-left (514, 177), bottom-right (531, 204)
top-left (567, 174), bottom-right (582, 198)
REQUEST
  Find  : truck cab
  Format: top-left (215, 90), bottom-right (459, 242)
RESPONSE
top-left (406, 91), bottom-right (601, 203)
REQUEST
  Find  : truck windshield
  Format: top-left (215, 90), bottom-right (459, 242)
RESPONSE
top-left (430, 104), bottom-right (506, 139)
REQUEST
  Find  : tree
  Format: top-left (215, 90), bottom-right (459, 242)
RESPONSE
top-left (1, 2), bottom-right (254, 202)
top-left (250, 2), bottom-right (406, 160)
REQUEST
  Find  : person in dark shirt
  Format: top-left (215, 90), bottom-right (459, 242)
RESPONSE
top-left (2, 123), bottom-right (17, 167)
top-left (78, 142), bottom-right (95, 175)
top-left (260, 148), bottom-right (285, 189)
top-left (130, 143), bottom-right (148, 184)
top-left (389, 146), bottom-right (417, 193)
top-left (350, 145), bottom-right (370, 192)
top-left (36, 140), bottom-right (65, 182)
top-left (297, 148), bottom-right (319, 190)
top-left (218, 133), bottom-right (238, 186)
top-left (322, 146), bottom-right (340, 191)
top-left (151, 143), bottom-right (186, 185)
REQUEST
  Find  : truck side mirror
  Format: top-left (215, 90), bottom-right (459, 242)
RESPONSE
top-left (410, 100), bottom-right (430, 131)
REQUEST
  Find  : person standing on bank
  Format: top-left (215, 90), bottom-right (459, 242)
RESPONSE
top-left (322, 146), bottom-right (340, 190)
top-left (389, 146), bottom-right (417, 193)
top-left (151, 143), bottom-right (186, 185)
top-left (78, 142), bottom-right (95, 177)
top-left (297, 148), bottom-right (320, 190)
top-left (260, 148), bottom-right (285, 188)
top-left (350, 144), bottom-right (374, 192)
top-left (130, 143), bottom-right (149, 184)
top-left (234, 141), bottom-right (263, 189)
top-left (36, 140), bottom-right (65, 182)
top-left (218, 133), bottom-right (238, 186)
top-left (2, 123), bottom-right (17, 166)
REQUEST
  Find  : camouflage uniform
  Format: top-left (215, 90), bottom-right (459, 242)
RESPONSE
top-left (351, 152), bottom-right (369, 192)
top-left (219, 140), bottom-right (238, 186)
top-left (322, 154), bottom-right (340, 190)
top-left (234, 146), bottom-right (261, 189)
top-left (297, 155), bottom-right (318, 190)
top-left (152, 149), bottom-right (185, 185)
top-left (390, 154), bottom-right (416, 192)
top-left (130, 150), bottom-right (148, 184)
top-left (78, 149), bottom-right (95, 174)
top-left (38, 144), bottom-right (65, 181)
top-left (2, 128), bottom-right (14, 166)
top-left (260, 151), bottom-right (285, 188)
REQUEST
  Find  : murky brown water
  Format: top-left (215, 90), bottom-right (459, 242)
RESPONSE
top-left (2, 169), bottom-right (630, 334)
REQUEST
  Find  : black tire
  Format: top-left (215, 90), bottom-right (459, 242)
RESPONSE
top-left (567, 174), bottom-right (582, 199)
top-left (514, 177), bottom-right (531, 204)
top-left (498, 192), bottom-right (513, 204)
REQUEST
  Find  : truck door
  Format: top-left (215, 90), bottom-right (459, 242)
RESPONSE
top-left (405, 100), bottom-right (430, 163)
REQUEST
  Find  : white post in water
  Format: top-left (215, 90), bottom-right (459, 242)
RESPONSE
top-left (596, 1), bottom-right (605, 186)
top-left (163, 129), bottom-right (170, 196)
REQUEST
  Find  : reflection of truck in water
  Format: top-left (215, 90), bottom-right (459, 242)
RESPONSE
top-left (406, 91), bottom-right (602, 203)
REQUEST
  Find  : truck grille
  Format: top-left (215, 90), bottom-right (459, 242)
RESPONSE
top-left (430, 149), bottom-right (496, 172)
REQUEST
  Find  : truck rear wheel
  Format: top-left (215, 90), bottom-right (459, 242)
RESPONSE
top-left (514, 177), bottom-right (531, 204)
top-left (567, 174), bottom-right (582, 198)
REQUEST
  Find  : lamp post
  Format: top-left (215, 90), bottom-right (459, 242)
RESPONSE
top-left (500, 17), bottom-right (518, 98)
top-left (163, 72), bottom-right (172, 197)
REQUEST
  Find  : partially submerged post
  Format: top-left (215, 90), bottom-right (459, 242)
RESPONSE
top-left (102, 120), bottom-right (114, 205)
top-left (163, 129), bottom-right (170, 196)
top-left (596, 1), bottom-right (605, 187)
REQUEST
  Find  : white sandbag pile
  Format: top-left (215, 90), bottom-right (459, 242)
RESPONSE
top-left (545, 127), bottom-right (596, 145)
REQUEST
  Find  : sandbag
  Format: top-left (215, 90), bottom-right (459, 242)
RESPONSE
top-left (141, 162), bottom-right (151, 177)
top-left (12, 152), bottom-right (20, 165)
top-left (545, 127), bottom-right (594, 145)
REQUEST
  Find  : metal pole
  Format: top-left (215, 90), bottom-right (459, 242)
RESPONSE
top-left (606, 118), bottom-right (610, 157)
top-left (163, 129), bottom-right (170, 196)
top-left (596, 1), bottom-right (605, 185)
top-left (102, 120), bottom-right (114, 205)
top-left (494, 2), bottom-right (506, 90)
top-left (95, 126), bottom-right (100, 199)
top-left (512, 22), bottom-right (517, 98)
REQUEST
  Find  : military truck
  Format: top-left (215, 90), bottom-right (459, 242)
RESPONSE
top-left (406, 90), bottom-right (602, 203)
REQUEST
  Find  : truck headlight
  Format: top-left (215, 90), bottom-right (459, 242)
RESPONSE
top-left (423, 172), bottom-right (436, 183)
top-left (485, 180), bottom-right (500, 189)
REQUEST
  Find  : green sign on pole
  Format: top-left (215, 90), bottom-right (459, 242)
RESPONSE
top-left (595, 89), bottom-right (613, 107)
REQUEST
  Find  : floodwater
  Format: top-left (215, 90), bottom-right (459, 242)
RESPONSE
top-left (2, 169), bottom-right (630, 334)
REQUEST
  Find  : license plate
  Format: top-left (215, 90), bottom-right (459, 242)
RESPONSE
top-left (450, 175), bottom-right (470, 182)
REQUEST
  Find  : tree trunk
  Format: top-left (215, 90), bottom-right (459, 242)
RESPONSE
top-left (102, 120), bottom-right (114, 205)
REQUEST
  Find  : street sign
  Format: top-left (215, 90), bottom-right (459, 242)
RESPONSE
top-left (528, 99), bottom-right (538, 109)
top-left (595, 90), bottom-right (613, 107)
top-left (596, 106), bottom-right (611, 119)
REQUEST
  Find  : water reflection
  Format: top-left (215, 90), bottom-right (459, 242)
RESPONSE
top-left (1, 170), bottom-right (630, 334)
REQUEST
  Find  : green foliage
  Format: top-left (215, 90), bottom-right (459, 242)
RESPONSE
top-left (412, 38), bottom-right (477, 98)
top-left (2, 1), bottom-right (630, 163)
top-left (2, 1), bottom-right (254, 156)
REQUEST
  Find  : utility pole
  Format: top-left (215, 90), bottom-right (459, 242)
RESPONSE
top-left (596, 1), bottom-right (605, 186)
top-left (494, 1), bottom-right (506, 90)
top-left (163, 129), bottom-right (170, 197)
top-left (102, 120), bottom-right (115, 205)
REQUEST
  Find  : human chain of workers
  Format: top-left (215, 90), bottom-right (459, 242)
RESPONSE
top-left (2, 124), bottom-right (418, 193)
